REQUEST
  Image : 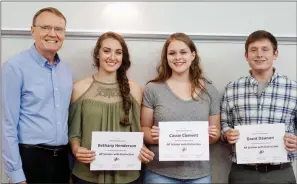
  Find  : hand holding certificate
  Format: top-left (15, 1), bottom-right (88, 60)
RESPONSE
top-left (90, 132), bottom-right (143, 170)
top-left (159, 121), bottom-right (209, 161)
top-left (235, 124), bottom-right (288, 164)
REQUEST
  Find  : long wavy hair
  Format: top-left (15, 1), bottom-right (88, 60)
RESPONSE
top-left (149, 33), bottom-right (208, 100)
top-left (93, 32), bottom-right (132, 126)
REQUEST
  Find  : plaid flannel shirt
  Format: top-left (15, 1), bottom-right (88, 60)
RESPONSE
top-left (221, 71), bottom-right (297, 163)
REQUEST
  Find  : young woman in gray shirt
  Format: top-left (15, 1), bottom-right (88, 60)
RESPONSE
top-left (141, 32), bottom-right (221, 183)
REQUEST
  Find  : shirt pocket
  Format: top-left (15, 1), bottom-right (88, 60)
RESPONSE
top-left (25, 79), bottom-right (47, 101)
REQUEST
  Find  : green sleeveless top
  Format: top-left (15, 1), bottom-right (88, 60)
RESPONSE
top-left (68, 76), bottom-right (141, 183)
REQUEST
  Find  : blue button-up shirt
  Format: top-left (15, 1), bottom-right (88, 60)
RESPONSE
top-left (2, 45), bottom-right (73, 183)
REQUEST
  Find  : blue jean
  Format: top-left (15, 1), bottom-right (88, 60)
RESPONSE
top-left (144, 170), bottom-right (212, 184)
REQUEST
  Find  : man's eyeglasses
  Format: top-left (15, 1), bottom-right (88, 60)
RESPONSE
top-left (34, 25), bottom-right (66, 34)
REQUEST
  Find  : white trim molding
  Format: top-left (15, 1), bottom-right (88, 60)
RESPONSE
top-left (1, 29), bottom-right (296, 42)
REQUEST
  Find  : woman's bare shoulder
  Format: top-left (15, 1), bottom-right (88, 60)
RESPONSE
top-left (71, 76), bottom-right (94, 103)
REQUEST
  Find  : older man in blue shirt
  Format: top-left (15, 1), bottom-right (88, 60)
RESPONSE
top-left (2, 7), bottom-right (72, 183)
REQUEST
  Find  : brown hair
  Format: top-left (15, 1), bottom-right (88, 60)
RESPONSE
top-left (245, 30), bottom-right (278, 53)
top-left (32, 7), bottom-right (67, 26)
top-left (93, 32), bottom-right (132, 126)
top-left (149, 32), bottom-right (208, 100)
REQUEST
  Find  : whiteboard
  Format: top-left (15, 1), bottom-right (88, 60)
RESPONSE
top-left (2, 2), bottom-right (296, 36)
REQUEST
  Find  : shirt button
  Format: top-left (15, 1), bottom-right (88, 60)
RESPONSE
top-left (56, 105), bottom-right (59, 107)
top-left (55, 88), bottom-right (58, 91)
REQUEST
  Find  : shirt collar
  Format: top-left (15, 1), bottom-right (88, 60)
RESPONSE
top-left (29, 44), bottom-right (61, 67)
top-left (248, 67), bottom-right (279, 85)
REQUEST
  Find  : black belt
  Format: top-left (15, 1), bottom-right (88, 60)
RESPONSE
top-left (238, 163), bottom-right (291, 173)
top-left (19, 143), bottom-right (68, 156)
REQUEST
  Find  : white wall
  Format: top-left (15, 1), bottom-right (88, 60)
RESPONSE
top-left (1, 38), bottom-right (296, 90)
top-left (1, 2), bottom-right (296, 183)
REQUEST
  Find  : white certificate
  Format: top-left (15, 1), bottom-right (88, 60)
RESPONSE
top-left (90, 132), bottom-right (143, 170)
top-left (159, 121), bottom-right (209, 161)
top-left (235, 124), bottom-right (288, 164)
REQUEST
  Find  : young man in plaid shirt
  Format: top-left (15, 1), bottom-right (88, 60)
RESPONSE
top-left (221, 30), bottom-right (297, 183)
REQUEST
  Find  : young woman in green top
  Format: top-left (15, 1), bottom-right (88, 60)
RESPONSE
top-left (68, 32), bottom-right (154, 184)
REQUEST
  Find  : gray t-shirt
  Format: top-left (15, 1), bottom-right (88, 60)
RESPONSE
top-left (142, 80), bottom-right (220, 179)
top-left (257, 81), bottom-right (269, 97)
